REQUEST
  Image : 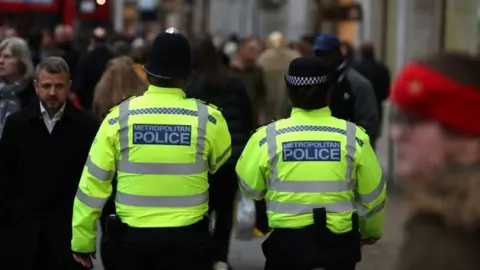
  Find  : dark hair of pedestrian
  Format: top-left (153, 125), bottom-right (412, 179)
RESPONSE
top-left (359, 42), bottom-right (375, 59)
top-left (191, 34), bottom-right (230, 92)
top-left (300, 35), bottom-right (315, 46)
top-left (287, 83), bottom-right (332, 110)
top-left (34, 56), bottom-right (70, 80)
top-left (415, 52), bottom-right (480, 88)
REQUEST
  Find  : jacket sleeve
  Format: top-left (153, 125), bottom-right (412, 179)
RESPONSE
top-left (354, 134), bottom-right (385, 239)
top-left (351, 73), bottom-right (380, 138)
top-left (71, 114), bottom-right (117, 253)
top-left (208, 109), bottom-right (232, 174)
top-left (235, 129), bottom-right (268, 200)
top-left (0, 116), bottom-right (16, 214)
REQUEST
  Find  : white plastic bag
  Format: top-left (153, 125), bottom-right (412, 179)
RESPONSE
top-left (234, 191), bottom-right (256, 240)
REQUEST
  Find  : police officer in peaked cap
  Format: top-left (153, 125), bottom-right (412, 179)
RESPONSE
top-left (236, 56), bottom-right (385, 270)
top-left (71, 28), bottom-right (232, 270)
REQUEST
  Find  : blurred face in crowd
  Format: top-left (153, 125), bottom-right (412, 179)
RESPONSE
top-left (297, 40), bottom-right (312, 57)
top-left (390, 109), bottom-right (480, 179)
top-left (0, 46), bottom-right (20, 79)
top-left (4, 28), bottom-right (17, 38)
top-left (239, 40), bottom-right (260, 62)
top-left (34, 68), bottom-right (71, 113)
top-left (41, 33), bottom-right (54, 50)
top-left (54, 26), bottom-right (67, 44)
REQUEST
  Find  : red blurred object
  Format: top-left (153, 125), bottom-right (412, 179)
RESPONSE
top-left (75, 0), bottom-right (109, 21)
top-left (0, 0), bottom-right (60, 12)
top-left (69, 93), bottom-right (83, 110)
top-left (390, 63), bottom-right (480, 135)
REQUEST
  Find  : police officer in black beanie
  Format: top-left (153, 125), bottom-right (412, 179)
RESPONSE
top-left (91, 28), bottom-right (232, 270)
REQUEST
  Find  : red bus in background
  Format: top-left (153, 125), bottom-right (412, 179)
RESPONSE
top-left (0, 0), bottom-right (109, 35)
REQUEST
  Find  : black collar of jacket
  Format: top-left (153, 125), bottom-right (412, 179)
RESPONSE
top-left (26, 99), bottom-right (82, 123)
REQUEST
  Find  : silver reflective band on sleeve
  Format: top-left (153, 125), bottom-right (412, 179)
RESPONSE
top-left (115, 191), bottom-right (208, 207)
top-left (238, 175), bottom-right (265, 199)
top-left (357, 199), bottom-right (386, 218)
top-left (85, 156), bottom-right (115, 181)
top-left (76, 188), bottom-right (107, 209)
top-left (116, 100), bottom-right (209, 175)
top-left (210, 145), bottom-right (232, 172)
top-left (264, 121), bottom-right (359, 215)
top-left (356, 177), bottom-right (386, 204)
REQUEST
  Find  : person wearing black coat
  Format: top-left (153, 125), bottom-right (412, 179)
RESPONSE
top-left (185, 35), bottom-right (255, 270)
top-left (0, 57), bottom-right (99, 270)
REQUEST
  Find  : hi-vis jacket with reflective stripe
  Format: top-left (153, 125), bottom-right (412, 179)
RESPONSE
top-left (236, 107), bottom-right (385, 239)
top-left (72, 86), bottom-right (232, 253)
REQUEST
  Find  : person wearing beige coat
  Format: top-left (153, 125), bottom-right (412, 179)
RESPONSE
top-left (256, 31), bottom-right (299, 123)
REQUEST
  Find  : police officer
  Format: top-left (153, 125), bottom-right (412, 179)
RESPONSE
top-left (71, 28), bottom-right (232, 270)
top-left (236, 57), bottom-right (385, 270)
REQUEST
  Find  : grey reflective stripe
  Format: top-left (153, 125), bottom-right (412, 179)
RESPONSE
top-left (115, 191), bottom-right (208, 207)
top-left (264, 121), bottom-right (359, 214)
top-left (238, 175), bottom-right (265, 199)
top-left (356, 177), bottom-right (386, 204)
top-left (85, 156), bottom-right (115, 181)
top-left (116, 100), bottom-right (208, 175)
top-left (76, 188), bottom-right (107, 209)
top-left (357, 199), bottom-right (386, 218)
top-left (270, 179), bottom-right (356, 193)
top-left (266, 123), bottom-right (279, 188)
top-left (210, 146), bottom-right (232, 172)
top-left (266, 199), bottom-right (355, 215)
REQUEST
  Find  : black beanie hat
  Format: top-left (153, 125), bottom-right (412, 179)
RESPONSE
top-left (143, 28), bottom-right (192, 79)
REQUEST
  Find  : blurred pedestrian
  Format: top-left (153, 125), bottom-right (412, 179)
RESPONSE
top-left (230, 37), bottom-right (266, 126)
top-left (4, 27), bottom-right (18, 38)
top-left (112, 40), bottom-right (131, 57)
top-left (352, 42), bottom-right (391, 149)
top-left (256, 31), bottom-right (299, 122)
top-left (0, 57), bottom-right (98, 270)
top-left (54, 25), bottom-right (80, 78)
top-left (92, 55), bottom-right (146, 270)
top-left (390, 53), bottom-right (480, 270)
top-left (313, 34), bottom-right (379, 140)
top-left (0, 37), bottom-right (35, 138)
top-left (93, 56), bottom-right (147, 122)
top-left (131, 42), bottom-right (150, 83)
top-left (73, 27), bottom-right (116, 111)
top-left (186, 35), bottom-right (254, 270)
top-left (296, 35), bottom-right (315, 57)
top-left (71, 28), bottom-right (231, 270)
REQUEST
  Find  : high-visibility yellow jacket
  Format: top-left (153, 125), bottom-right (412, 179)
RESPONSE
top-left (236, 107), bottom-right (385, 239)
top-left (72, 85), bottom-right (232, 253)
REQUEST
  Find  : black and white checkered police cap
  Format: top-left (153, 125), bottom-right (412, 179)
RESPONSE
top-left (285, 57), bottom-right (332, 87)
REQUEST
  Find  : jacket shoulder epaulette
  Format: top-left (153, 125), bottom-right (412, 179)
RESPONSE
top-left (251, 118), bottom-right (277, 135)
top-left (103, 95), bottom-right (137, 118)
top-left (193, 99), bottom-right (221, 111)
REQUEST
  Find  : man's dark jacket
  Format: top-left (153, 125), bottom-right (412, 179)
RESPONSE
top-left (185, 73), bottom-right (254, 164)
top-left (0, 101), bottom-right (98, 268)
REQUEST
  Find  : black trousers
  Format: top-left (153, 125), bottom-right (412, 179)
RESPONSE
top-left (113, 218), bottom-right (213, 270)
top-left (262, 226), bottom-right (360, 270)
top-left (208, 163), bottom-right (238, 262)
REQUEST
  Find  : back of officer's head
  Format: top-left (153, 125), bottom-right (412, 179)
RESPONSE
top-left (286, 57), bottom-right (334, 110)
top-left (143, 28), bottom-right (192, 88)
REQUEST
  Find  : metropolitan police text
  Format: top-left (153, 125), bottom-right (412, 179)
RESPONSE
top-left (132, 124), bottom-right (192, 145)
top-left (282, 140), bottom-right (341, 162)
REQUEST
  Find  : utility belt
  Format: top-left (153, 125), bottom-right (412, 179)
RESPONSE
top-left (266, 208), bottom-right (361, 266)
